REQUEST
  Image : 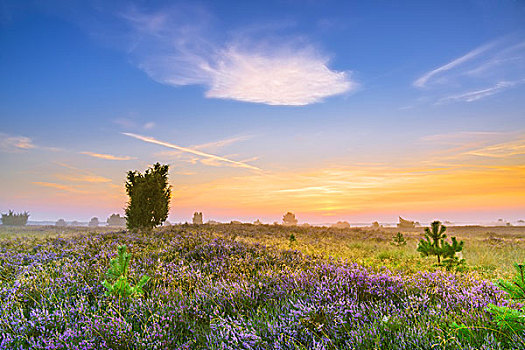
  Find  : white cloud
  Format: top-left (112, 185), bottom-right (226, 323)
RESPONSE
top-left (122, 6), bottom-right (356, 106)
top-left (0, 133), bottom-right (35, 152)
top-left (204, 47), bottom-right (353, 105)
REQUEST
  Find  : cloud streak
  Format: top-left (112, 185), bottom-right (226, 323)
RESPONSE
top-left (32, 181), bottom-right (88, 194)
top-left (80, 151), bottom-right (136, 160)
top-left (0, 133), bottom-right (35, 152)
top-left (437, 80), bottom-right (523, 104)
top-left (413, 40), bottom-right (498, 88)
top-left (413, 35), bottom-right (525, 103)
top-left (122, 6), bottom-right (355, 105)
top-left (123, 132), bottom-right (261, 171)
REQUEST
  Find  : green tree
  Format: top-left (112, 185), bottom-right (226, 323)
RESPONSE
top-left (417, 220), bottom-right (464, 265)
top-left (125, 163), bottom-right (171, 230)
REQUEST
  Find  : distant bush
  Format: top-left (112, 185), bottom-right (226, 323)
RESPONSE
top-left (88, 217), bottom-right (99, 228)
top-left (106, 214), bottom-right (126, 227)
top-left (193, 212), bottom-right (203, 225)
top-left (1, 210), bottom-right (29, 226)
top-left (55, 219), bottom-right (67, 227)
top-left (282, 212), bottom-right (298, 226)
top-left (331, 221), bottom-right (350, 229)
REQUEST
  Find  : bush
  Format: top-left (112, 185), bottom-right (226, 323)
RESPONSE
top-left (1, 210), bottom-right (29, 226)
top-left (107, 214), bottom-right (126, 227)
top-left (417, 221), bottom-right (464, 267)
top-left (125, 163), bottom-right (171, 230)
top-left (282, 212), bottom-right (298, 226)
top-left (391, 232), bottom-right (407, 246)
top-left (88, 217), bottom-right (99, 228)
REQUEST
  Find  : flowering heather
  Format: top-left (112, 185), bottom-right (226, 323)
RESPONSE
top-left (0, 227), bottom-right (523, 349)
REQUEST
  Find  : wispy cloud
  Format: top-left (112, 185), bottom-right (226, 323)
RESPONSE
top-left (55, 174), bottom-right (112, 183)
top-left (113, 118), bottom-right (157, 131)
top-left (463, 138), bottom-right (525, 158)
top-left (437, 80), bottom-right (523, 104)
top-left (120, 5), bottom-right (355, 105)
top-left (0, 133), bottom-right (35, 152)
top-left (156, 135), bottom-right (252, 158)
top-left (123, 132), bottom-right (261, 171)
top-left (80, 151), bottom-right (136, 161)
top-left (413, 40), bottom-right (498, 88)
top-left (413, 35), bottom-right (525, 103)
top-left (32, 181), bottom-right (88, 194)
top-left (420, 131), bottom-right (504, 143)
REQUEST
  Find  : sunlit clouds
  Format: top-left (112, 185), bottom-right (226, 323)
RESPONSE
top-left (122, 6), bottom-right (355, 105)
top-left (203, 46), bottom-right (353, 105)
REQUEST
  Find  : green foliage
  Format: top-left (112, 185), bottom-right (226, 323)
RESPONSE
top-left (417, 221), bottom-right (464, 268)
top-left (486, 263), bottom-right (525, 334)
top-left (1, 210), bottom-right (29, 226)
top-left (391, 232), bottom-right (407, 246)
top-left (289, 233), bottom-right (297, 246)
top-left (102, 245), bottom-right (150, 299)
top-left (125, 162), bottom-right (171, 230)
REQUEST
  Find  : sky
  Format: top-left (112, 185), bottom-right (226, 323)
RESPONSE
top-left (1, 0), bottom-right (524, 225)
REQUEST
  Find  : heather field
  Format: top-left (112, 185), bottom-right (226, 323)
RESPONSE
top-left (1, 224), bottom-right (524, 349)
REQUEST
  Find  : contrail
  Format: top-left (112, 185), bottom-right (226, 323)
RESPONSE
top-left (122, 132), bottom-right (261, 171)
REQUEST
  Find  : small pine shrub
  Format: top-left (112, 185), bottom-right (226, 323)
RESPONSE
top-left (417, 221), bottom-right (464, 269)
top-left (102, 245), bottom-right (150, 299)
top-left (289, 233), bottom-right (297, 247)
top-left (391, 232), bottom-right (407, 246)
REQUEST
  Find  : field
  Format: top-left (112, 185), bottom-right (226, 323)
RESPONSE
top-left (1, 224), bottom-right (524, 349)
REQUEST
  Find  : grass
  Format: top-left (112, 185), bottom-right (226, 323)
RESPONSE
top-left (0, 223), bottom-right (524, 349)
top-left (195, 223), bottom-right (525, 280)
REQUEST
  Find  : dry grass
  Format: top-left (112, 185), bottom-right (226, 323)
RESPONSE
top-left (2, 223), bottom-right (524, 280)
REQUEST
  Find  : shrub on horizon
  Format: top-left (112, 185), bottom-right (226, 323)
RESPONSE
top-left (107, 213), bottom-right (126, 227)
top-left (88, 217), bottom-right (99, 228)
top-left (282, 212), bottom-right (298, 226)
top-left (193, 212), bottom-right (203, 225)
top-left (1, 210), bottom-right (29, 226)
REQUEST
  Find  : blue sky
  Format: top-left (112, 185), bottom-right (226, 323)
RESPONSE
top-left (1, 0), bottom-right (524, 224)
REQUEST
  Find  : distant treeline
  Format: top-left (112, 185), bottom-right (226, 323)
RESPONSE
top-left (1, 210), bottom-right (30, 226)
